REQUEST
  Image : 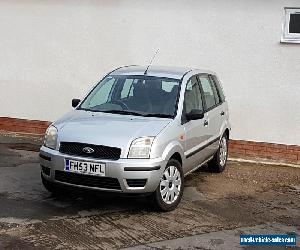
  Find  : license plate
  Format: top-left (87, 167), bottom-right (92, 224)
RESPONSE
top-left (65, 159), bottom-right (105, 176)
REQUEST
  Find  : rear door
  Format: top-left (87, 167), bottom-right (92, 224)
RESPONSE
top-left (197, 74), bottom-right (224, 154)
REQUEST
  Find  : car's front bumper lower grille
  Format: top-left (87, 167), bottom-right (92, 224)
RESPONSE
top-left (41, 165), bottom-right (50, 176)
top-left (126, 179), bottom-right (147, 188)
top-left (55, 170), bottom-right (121, 190)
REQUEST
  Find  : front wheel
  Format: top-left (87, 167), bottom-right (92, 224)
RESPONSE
top-left (149, 159), bottom-right (184, 211)
top-left (208, 133), bottom-right (228, 173)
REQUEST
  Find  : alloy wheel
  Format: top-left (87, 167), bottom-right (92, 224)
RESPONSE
top-left (159, 165), bottom-right (182, 205)
top-left (219, 136), bottom-right (228, 166)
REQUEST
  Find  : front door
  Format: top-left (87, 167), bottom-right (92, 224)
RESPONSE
top-left (183, 75), bottom-right (212, 173)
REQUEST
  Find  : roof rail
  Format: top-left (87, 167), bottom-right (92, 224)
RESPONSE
top-left (110, 65), bottom-right (138, 74)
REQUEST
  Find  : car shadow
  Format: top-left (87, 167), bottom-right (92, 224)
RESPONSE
top-left (46, 187), bottom-right (153, 213)
top-left (194, 163), bottom-right (212, 173)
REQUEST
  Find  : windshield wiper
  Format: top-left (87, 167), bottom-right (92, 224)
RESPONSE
top-left (101, 110), bottom-right (144, 116)
top-left (91, 109), bottom-right (173, 118)
top-left (143, 113), bottom-right (173, 118)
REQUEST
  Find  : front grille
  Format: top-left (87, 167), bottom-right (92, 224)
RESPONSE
top-left (55, 170), bottom-right (121, 190)
top-left (126, 179), bottom-right (147, 188)
top-left (59, 142), bottom-right (121, 160)
top-left (41, 165), bottom-right (50, 176)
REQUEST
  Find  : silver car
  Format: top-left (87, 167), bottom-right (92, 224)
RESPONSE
top-left (40, 65), bottom-right (231, 211)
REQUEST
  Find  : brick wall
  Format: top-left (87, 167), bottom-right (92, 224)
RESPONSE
top-left (0, 117), bottom-right (50, 135)
top-left (229, 140), bottom-right (300, 164)
top-left (0, 117), bottom-right (299, 165)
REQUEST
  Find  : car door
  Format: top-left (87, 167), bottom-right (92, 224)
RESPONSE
top-left (197, 74), bottom-right (224, 155)
top-left (210, 74), bottom-right (228, 130)
top-left (182, 75), bottom-right (213, 173)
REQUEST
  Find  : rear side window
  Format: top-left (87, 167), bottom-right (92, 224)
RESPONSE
top-left (210, 78), bottom-right (221, 104)
top-left (121, 79), bottom-right (136, 99)
top-left (198, 75), bottom-right (216, 110)
top-left (162, 80), bottom-right (178, 93)
top-left (211, 75), bottom-right (225, 102)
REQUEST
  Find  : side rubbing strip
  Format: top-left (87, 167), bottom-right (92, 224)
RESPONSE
top-left (186, 137), bottom-right (220, 159)
top-left (124, 166), bottom-right (161, 171)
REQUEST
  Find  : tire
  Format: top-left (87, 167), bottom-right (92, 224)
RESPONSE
top-left (149, 159), bottom-right (184, 212)
top-left (208, 133), bottom-right (228, 173)
top-left (41, 173), bottom-right (60, 195)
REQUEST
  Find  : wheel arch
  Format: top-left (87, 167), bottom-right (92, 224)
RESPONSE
top-left (169, 152), bottom-right (182, 166)
top-left (224, 128), bottom-right (230, 139)
top-left (161, 141), bottom-right (185, 168)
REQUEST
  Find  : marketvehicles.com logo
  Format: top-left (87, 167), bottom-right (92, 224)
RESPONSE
top-left (240, 234), bottom-right (297, 246)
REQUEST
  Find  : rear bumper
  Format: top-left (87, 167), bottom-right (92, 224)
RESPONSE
top-left (40, 146), bottom-right (166, 193)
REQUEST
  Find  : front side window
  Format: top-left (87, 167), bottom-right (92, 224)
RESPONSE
top-left (281, 8), bottom-right (300, 43)
top-left (198, 75), bottom-right (217, 110)
top-left (79, 75), bottom-right (181, 118)
top-left (184, 76), bottom-right (203, 114)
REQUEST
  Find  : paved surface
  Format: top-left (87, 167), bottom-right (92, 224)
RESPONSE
top-left (0, 133), bottom-right (299, 249)
top-left (124, 223), bottom-right (297, 250)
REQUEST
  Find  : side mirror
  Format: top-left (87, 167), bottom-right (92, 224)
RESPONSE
top-left (72, 99), bottom-right (81, 108)
top-left (186, 109), bottom-right (204, 121)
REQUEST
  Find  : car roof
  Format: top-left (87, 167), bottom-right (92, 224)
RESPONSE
top-left (110, 65), bottom-right (216, 80)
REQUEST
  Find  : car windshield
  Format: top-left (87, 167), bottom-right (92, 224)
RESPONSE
top-left (79, 75), bottom-right (181, 118)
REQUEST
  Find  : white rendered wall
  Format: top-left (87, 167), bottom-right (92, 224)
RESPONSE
top-left (0, 0), bottom-right (299, 145)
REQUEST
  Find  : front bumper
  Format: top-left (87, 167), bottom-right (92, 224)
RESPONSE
top-left (40, 146), bottom-right (166, 193)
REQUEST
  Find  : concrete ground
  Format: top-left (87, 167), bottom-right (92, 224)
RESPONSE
top-left (0, 133), bottom-right (299, 249)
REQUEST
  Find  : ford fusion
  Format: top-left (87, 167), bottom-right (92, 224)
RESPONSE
top-left (40, 65), bottom-right (230, 211)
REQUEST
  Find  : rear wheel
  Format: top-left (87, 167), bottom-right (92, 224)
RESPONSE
top-left (208, 134), bottom-right (228, 173)
top-left (149, 159), bottom-right (184, 211)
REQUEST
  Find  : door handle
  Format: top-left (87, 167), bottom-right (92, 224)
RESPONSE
top-left (204, 120), bottom-right (209, 126)
top-left (220, 111), bottom-right (225, 116)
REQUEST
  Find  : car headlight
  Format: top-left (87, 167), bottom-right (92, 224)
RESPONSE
top-left (44, 125), bottom-right (58, 150)
top-left (128, 137), bottom-right (154, 159)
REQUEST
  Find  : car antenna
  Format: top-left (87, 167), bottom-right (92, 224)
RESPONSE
top-left (144, 48), bottom-right (160, 75)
